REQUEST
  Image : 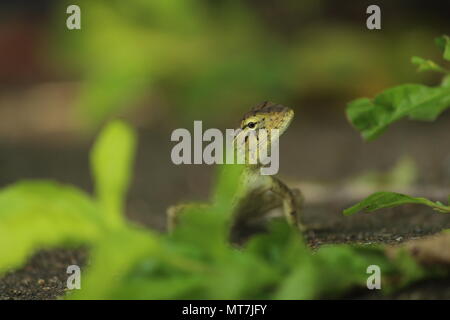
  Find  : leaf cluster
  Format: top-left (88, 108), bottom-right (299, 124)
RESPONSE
top-left (345, 36), bottom-right (450, 216)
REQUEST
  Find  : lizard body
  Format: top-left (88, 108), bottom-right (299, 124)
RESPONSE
top-left (167, 101), bottom-right (304, 234)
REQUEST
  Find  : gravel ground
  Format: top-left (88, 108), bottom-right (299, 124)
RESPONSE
top-left (0, 249), bottom-right (87, 300)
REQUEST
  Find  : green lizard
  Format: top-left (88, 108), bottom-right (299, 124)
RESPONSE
top-left (167, 101), bottom-right (305, 235)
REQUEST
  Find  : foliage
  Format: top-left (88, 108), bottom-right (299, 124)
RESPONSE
top-left (0, 181), bottom-right (102, 274)
top-left (54, 0), bottom-right (439, 128)
top-left (345, 36), bottom-right (450, 216)
top-left (347, 35), bottom-right (450, 141)
top-left (0, 120), bottom-right (445, 299)
top-left (344, 192), bottom-right (450, 216)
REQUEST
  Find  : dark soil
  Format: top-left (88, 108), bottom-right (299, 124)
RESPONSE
top-left (0, 249), bottom-right (87, 300)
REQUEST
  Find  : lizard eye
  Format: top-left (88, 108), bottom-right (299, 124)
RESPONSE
top-left (247, 122), bottom-right (256, 129)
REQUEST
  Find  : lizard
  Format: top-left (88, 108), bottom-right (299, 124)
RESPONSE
top-left (167, 101), bottom-right (305, 236)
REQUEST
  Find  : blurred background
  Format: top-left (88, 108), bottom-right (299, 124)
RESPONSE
top-left (1, 0), bottom-right (450, 234)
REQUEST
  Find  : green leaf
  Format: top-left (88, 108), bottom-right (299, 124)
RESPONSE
top-left (211, 163), bottom-right (245, 215)
top-left (347, 84), bottom-right (450, 140)
top-left (274, 245), bottom-right (389, 299)
top-left (343, 191), bottom-right (450, 216)
top-left (388, 249), bottom-right (428, 288)
top-left (274, 241), bottom-right (435, 299)
top-left (205, 250), bottom-right (278, 299)
top-left (411, 56), bottom-right (448, 74)
top-left (0, 181), bottom-right (103, 274)
top-left (169, 163), bottom-right (246, 254)
top-left (170, 205), bottom-right (230, 258)
top-left (90, 120), bottom-right (137, 227)
top-left (443, 74), bottom-right (450, 87)
top-left (245, 220), bottom-right (307, 269)
top-left (67, 228), bottom-right (161, 299)
top-left (435, 35), bottom-right (450, 61)
top-left (99, 276), bottom-right (203, 299)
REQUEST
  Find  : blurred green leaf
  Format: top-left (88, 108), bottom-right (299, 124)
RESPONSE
top-left (102, 276), bottom-right (204, 300)
top-left (390, 249), bottom-right (428, 288)
top-left (170, 206), bottom-right (229, 259)
top-left (443, 74), bottom-right (450, 87)
top-left (348, 35), bottom-right (450, 140)
top-left (59, 0), bottom-right (209, 126)
top-left (70, 1), bottom-right (155, 127)
top-left (411, 56), bottom-right (448, 74)
top-left (435, 35), bottom-right (450, 61)
top-left (245, 220), bottom-right (307, 270)
top-left (169, 163), bottom-right (245, 256)
top-left (275, 246), bottom-right (379, 299)
top-left (56, 0), bottom-right (438, 127)
top-left (212, 163), bottom-right (245, 215)
top-left (204, 250), bottom-right (278, 299)
top-left (90, 120), bottom-right (136, 227)
top-left (68, 228), bottom-right (161, 299)
top-left (343, 192), bottom-right (450, 216)
top-left (0, 181), bottom-right (102, 274)
top-left (347, 84), bottom-right (450, 140)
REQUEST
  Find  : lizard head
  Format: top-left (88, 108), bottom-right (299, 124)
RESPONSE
top-left (232, 101), bottom-right (294, 166)
top-left (239, 101), bottom-right (294, 136)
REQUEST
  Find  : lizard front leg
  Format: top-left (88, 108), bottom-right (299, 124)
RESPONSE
top-left (270, 176), bottom-right (306, 232)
